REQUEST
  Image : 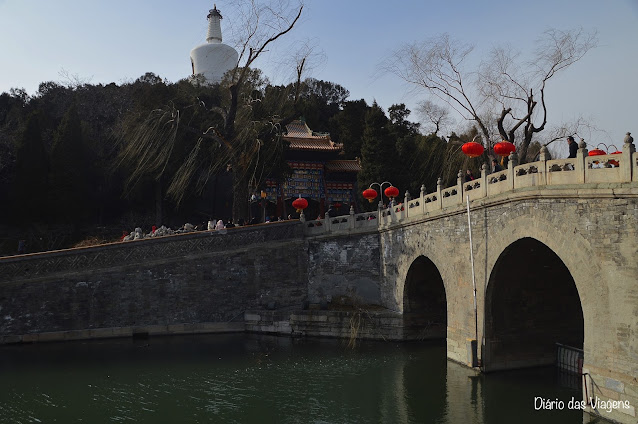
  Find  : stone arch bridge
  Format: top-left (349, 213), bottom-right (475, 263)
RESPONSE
top-left (1, 142), bottom-right (637, 422)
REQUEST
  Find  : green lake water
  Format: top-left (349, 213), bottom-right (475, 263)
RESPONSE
top-left (0, 334), bottom-right (587, 423)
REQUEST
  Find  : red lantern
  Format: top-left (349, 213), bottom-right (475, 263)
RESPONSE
top-left (384, 186), bottom-right (399, 199)
top-left (362, 188), bottom-right (378, 203)
top-left (609, 150), bottom-right (622, 167)
top-left (610, 149), bottom-right (621, 168)
top-left (494, 141), bottom-right (516, 157)
top-left (588, 149), bottom-right (606, 156)
top-left (334, 202), bottom-right (342, 209)
top-left (292, 197), bottom-right (308, 212)
top-left (462, 141), bottom-right (484, 158)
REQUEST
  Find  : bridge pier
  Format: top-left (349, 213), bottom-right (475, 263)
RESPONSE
top-left (377, 173), bottom-right (638, 423)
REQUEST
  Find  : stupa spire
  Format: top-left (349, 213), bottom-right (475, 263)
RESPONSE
top-left (191, 3), bottom-right (238, 83)
top-left (206, 4), bottom-right (223, 44)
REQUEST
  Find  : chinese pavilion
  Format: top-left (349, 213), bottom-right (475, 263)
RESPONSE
top-left (260, 120), bottom-right (361, 220)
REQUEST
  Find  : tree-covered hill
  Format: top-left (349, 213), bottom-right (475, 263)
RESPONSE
top-left (0, 73), bottom-right (471, 255)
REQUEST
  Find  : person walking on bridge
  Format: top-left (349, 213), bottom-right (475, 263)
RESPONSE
top-left (491, 159), bottom-right (503, 173)
top-left (465, 169), bottom-right (475, 182)
top-left (567, 136), bottom-right (578, 158)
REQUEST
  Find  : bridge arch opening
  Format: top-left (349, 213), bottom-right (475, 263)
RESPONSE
top-left (403, 256), bottom-right (447, 340)
top-left (484, 238), bottom-right (583, 371)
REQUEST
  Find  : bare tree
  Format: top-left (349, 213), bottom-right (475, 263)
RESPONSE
top-left (118, 0), bottom-right (304, 222)
top-left (58, 68), bottom-right (93, 88)
top-left (384, 34), bottom-right (494, 147)
top-left (289, 39), bottom-right (326, 103)
top-left (223, 0), bottom-right (303, 137)
top-left (416, 99), bottom-right (454, 136)
top-left (479, 28), bottom-right (598, 161)
top-left (385, 28), bottom-right (597, 163)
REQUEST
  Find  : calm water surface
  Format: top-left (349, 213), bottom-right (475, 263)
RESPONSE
top-left (0, 334), bottom-right (585, 423)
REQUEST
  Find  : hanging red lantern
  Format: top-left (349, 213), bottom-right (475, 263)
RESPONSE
top-left (384, 186), bottom-right (399, 199)
top-left (292, 197), bottom-right (308, 213)
top-left (334, 202), bottom-right (342, 209)
top-left (462, 141), bottom-right (484, 158)
top-left (494, 141), bottom-right (516, 157)
top-left (588, 149), bottom-right (606, 156)
top-left (362, 188), bottom-right (378, 203)
top-left (609, 149), bottom-right (621, 167)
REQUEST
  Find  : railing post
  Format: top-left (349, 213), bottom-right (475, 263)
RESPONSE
top-left (324, 211), bottom-right (331, 232)
top-left (389, 198), bottom-right (397, 223)
top-left (436, 177), bottom-right (443, 210)
top-left (508, 151), bottom-right (518, 190)
top-left (622, 132), bottom-right (635, 182)
top-left (404, 190), bottom-right (410, 219)
top-left (480, 163), bottom-right (488, 198)
top-left (457, 170), bottom-right (464, 205)
top-left (420, 184), bottom-right (426, 215)
top-left (377, 200), bottom-right (382, 229)
top-left (577, 139), bottom-right (587, 184)
top-left (539, 145), bottom-right (550, 186)
top-left (349, 205), bottom-right (355, 230)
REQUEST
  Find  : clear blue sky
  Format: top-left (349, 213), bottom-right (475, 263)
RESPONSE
top-left (1, 0), bottom-right (636, 152)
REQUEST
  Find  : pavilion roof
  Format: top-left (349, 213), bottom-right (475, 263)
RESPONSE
top-left (286, 137), bottom-right (343, 151)
top-left (325, 159), bottom-right (361, 173)
top-left (284, 120), bottom-right (343, 151)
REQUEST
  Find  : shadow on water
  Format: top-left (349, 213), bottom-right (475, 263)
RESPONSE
top-left (0, 334), bottom-right (585, 424)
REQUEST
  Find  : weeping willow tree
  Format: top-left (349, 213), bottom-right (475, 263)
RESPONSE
top-left (116, 102), bottom-right (181, 223)
top-left (117, 1), bottom-right (304, 222)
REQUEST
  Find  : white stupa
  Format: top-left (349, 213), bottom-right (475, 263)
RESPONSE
top-left (190, 4), bottom-right (238, 84)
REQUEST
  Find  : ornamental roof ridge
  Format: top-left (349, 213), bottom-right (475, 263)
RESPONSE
top-left (286, 137), bottom-right (342, 151)
top-left (285, 120), bottom-right (329, 139)
top-left (284, 120), bottom-right (342, 151)
top-left (325, 159), bottom-right (362, 172)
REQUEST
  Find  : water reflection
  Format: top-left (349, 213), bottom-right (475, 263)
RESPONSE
top-left (0, 334), bottom-right (583, 423)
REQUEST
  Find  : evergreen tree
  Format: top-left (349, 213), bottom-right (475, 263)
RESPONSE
top-left (388, 103), bottom-right (420, 138)
top-left (297, 78), bottom-right (349, 130)
top-left (11, 111), bottom-right (49, 224)
top-left (358, 103), bottom-right (398, 205)
top-left (388, 104), bottom-right (421, 197)
top-left (331, 99), bottom-right (369, 159)
top-left (49, 103), bottom-right (91, 222)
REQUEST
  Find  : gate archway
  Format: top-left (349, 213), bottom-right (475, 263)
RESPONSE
top-left (403, 256), bottom-right (447, 340)
top-left (483, 237), bottom-right (583, 371)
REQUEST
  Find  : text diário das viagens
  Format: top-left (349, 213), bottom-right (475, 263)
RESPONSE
top-left (535, 396), bottom-right (631, 413)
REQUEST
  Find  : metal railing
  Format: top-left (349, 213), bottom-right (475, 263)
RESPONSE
top-left (556, 342), bottom-right (583, 374)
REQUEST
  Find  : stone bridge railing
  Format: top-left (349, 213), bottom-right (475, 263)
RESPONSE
top-left (304, 138), bottom-right (637, 236)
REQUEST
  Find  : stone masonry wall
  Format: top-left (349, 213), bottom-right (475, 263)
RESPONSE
top-left (307, 232), bottom-right (382, 306)
top-left (0, 222), bottom-right (308, 342)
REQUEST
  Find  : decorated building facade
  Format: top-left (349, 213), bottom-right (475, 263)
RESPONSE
top-left (259, 120), bottom-right (361, 220)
